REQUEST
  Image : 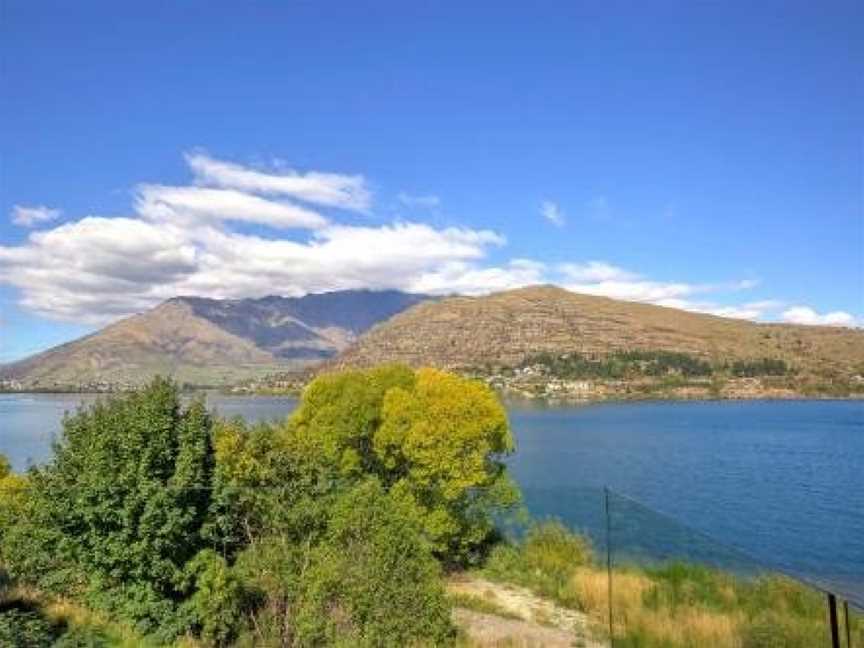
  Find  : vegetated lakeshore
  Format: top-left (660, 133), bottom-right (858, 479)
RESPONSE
top-left (2, 369), bottom-right (861, 647)
top-left (4, 394), bottom-right (862, 593)
top-left (3, 285), bottom-right (864, 399)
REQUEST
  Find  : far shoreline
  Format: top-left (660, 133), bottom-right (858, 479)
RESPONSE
top-left (3, 388), bottom-right (862, 406)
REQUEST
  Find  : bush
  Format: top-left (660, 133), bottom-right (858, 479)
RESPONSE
top-left (523, 520), bottom-right (594, 576)
top-left (294, 479), bottom-right (454, 647)
top-left (180, 549), bottom-right (248, 646)
top-left (2, 378), bottom-right (219, 641)
top-left (0, 606), bottom-right (59, 647)
top-left (483, 520), bottom-right (593, 607)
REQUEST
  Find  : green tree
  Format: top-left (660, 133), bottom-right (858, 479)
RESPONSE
top-left (294, 479), bottom-right (454, 647)
top-left (7, 378), bottom-right (218, 638)
top-left (180, 549), bottom-right (247, 646)
top-left (0, 454), bottom-right (28, 560)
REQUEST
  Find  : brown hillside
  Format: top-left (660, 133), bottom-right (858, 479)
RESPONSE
top-left (2, 300), bottom-right (283, 388)
top-left (334, 285), bottom-right (864, 373)
top-left (2, 289), bottom-right (429, 389)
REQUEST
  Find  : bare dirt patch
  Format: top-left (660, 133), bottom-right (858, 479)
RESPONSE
top-left (449, 575), bottom-right (607, 648)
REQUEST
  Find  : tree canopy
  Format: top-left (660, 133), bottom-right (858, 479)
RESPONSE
top-left (1, 366), bottom-right (516, 645)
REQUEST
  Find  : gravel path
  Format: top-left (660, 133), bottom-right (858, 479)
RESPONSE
top-left (449, 575), bottom-right (608, 648)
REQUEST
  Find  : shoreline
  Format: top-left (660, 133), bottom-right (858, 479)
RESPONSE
top-left (3, 388), bottom-right (862, 406)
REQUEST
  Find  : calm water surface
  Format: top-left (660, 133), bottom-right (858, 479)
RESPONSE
top-left (1, 394), bottom-right (861, 600)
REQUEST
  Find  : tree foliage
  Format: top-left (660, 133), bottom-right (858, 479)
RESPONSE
top-left (2, 379), bottom-right (218, 639)
top-left (284, 365), bottom-right (519, 562)
top-left (294, 479), bottom-right (453, 647)
top-left (375, 368), bottom-right (518, 559)
top-left (0, 366), bottom-right (520, 645)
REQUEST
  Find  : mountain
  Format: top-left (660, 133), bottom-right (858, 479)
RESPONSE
top-left (2, 290), bottom-right (429, 389)
top-left (334, 285), bottom-right (864, 377)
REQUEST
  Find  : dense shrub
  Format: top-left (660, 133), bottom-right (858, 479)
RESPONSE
top-left (0, 367), bottom-right (519, 645)
top-left (294, 479), bottom-right (454, 647)
top-left (0, 606), bottom-right (59, 647)
top-left (484, 520), bottom-right (593, 606)
top-left (1, 379), bottom-right (219, 640)
top-left (521, 350), bottom-right (794, 380)
top-left (729, 358), bottom-right (791, 377)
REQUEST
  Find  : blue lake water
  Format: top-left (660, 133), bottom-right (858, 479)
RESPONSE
top-left (1, 394), bottom-right (861, 603)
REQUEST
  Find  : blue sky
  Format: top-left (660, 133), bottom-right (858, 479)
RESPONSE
top-left (1, 1), bottom-right (862, 362)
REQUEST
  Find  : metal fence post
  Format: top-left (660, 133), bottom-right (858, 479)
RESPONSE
top-left (605, 487), bottom-right (614, 646)
top-left (828, 593), bottom-right (840, 648)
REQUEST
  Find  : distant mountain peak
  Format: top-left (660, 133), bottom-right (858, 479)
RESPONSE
top-left (2, 289), bottom-right (430, 389)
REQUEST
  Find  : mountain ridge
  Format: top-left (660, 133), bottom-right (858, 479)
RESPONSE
top-left (1, 290), bottom-right (430, 389)
top-left (333, 285), bottom-right (864, 375)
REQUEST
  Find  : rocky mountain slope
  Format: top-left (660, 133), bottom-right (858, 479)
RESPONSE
top-left (2, 290), bottom-right (428, 389)
top-left (334, 285), bottom-right (864, 376)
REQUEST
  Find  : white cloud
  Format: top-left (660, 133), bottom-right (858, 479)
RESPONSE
top-left (780, 306), bottom-right (857, 327)
top-left (540, 200), bottom-right (565, 227)
top-left (557, 264), bottom-right (771, 311)
top-left (651, 299), bottom-right (783, 321)
top-left (2, 151), bottom-right (855, 331)
top-left (11, 205), bottom-right (61, 227)
top-left (0, 217), bottom-right (197, 322)
top-left (410, 259), bottom-right (546, 295)
top-left (0, 153), bottom-right (507, 322)
top-left (559, 261), bottom-right (638, 283)
top-left (397, 192), bottom-right (441, 209)
top-left (186, 152), bottom-right (371, 212)
top-left (565, 280), bottom-right (697, 302)
top-left (135, 184), bottom-right (328, 229)
top-left (0, 213), bottom-right (505, 323)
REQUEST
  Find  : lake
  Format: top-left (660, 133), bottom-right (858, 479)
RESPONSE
top-left (2, 393), bottom-right (862, 603)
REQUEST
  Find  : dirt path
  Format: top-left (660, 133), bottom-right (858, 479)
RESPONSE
top-left (449, 575), bottom-right (607, 648)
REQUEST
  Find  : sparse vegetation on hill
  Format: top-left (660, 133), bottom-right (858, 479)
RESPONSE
top-left (337, 285), bottom-right (864, 374)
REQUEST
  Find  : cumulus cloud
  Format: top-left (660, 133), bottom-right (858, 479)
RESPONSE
top-left (780, 306), bottom-right (857, 327)
top-left (559, 261), bottom-right (638, 283)
top-left (1, 151), bottom-right (853, 329)
top-left (540, 200), bottom-right (565, 227)
top-left (11, 205), bottom-right (61, 227)
top-left (410, 259), bottom-right (546, 295)
top-left (555, 263), bottom-right (769, 308)
top-left (186, 152), bottom-right (371, 211)
top-left (135, 184), bottom-right (328, 229)
top-left (0, 220), bottom-right (507, 322)
top-left (0, 153), bottom-right (508, 322)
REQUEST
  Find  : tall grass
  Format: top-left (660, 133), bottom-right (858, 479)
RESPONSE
top-left (482, 521), bottom-right (864, 648)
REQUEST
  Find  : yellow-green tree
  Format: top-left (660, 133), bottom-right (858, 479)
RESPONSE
top-left (375, 368), bottom-right (519, 560)
top-left (284, 365), bottom-right (519, 562)
top-left (0, 454), bottom-right (29, 565)
top-left (287, 364), bottom-right (415, 479)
